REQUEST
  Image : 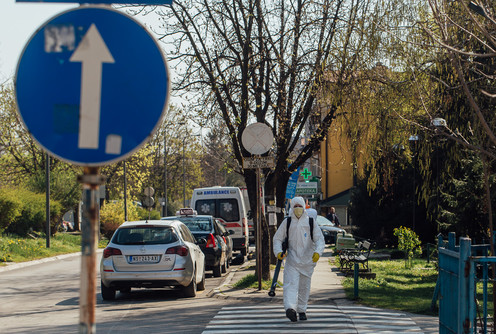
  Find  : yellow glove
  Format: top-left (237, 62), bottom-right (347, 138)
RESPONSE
top-left (312, 252), bottom-right (320, 263)
top-left (277, 252), bottom-right (286, 260)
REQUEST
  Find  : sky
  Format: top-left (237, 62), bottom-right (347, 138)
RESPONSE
top-left (0, 1), bottom-right (76, 82)
top-left (0, 1), bottom-right (166, 83)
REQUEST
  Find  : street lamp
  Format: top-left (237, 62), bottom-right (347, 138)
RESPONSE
top-left (183, 136), bottom-right (187, 207)
top-left (409, 135), bottom-right (419, 231)
top-left (163, 121), bottom-right (185, 216)
top-left (432, 118), bottom-right (447, 231)
top-left (432, 118), bottom-right (447, 128)
top-left (163, 127), bottom-right (168, 217)
top-left (124, 160), bottom-right (128, 221)
top-left (45, 153), bottom-right (50, 248)
top-left (468, 1), bottom-right (487, 18)
top-left (183, 133), bottom-right (200, 207)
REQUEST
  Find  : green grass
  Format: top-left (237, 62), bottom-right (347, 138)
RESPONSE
top-left (476, 283), bottom-right (495, 319)
top-left (232, 273), bottom-right (277, 290)
top-left (0, 233), bottom-right (109, 265)
top-left (232, 264), bottom-right (280, 290)
top-left (341, 258), bottom-right (438, 316)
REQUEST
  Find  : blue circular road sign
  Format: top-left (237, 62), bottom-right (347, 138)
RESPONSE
top-left (15, 6), bottom-right (169, 166)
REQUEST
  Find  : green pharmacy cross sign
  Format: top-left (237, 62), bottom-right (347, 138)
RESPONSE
top-left (301, 168), bottom-right (312, 180)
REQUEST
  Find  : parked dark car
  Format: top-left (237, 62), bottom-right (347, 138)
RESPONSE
top-left (316, 215), bottom-right (345, 244)
top-left (163, 209), bottom-right (234, 277)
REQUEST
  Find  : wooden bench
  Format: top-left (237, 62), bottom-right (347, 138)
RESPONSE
top-left (338, 240), bottom-right (372, 274)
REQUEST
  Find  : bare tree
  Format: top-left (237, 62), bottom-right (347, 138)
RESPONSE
top-left (147, 0), bottom-right (383, 278)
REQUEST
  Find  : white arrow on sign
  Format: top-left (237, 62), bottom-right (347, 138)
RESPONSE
top-left (70, 24), bottom-right (115, 150)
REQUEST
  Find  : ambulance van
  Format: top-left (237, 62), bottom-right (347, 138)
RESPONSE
top-left (191, 187), bottom-right (249, 257)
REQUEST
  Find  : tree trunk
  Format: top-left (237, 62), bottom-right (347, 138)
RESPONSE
top-left (245, 166), bottom-right (294, 281)
top-left (264, 169), bottom-right (292, 267)
top-left (74, 202), bottom-right (81, 232)
top-left (244, 170), bottom-right (271, 280)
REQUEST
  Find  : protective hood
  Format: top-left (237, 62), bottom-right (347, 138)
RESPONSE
top-left (290, 197), bottom-right (306, 220)
top-left (290, 196), bottom-right (306, 210)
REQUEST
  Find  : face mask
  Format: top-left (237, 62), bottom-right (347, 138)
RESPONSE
top-left (293, 207), bottom-right (304, 218)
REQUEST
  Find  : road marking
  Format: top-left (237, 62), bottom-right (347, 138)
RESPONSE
top-left (202, 304), bottom-right (426, 334)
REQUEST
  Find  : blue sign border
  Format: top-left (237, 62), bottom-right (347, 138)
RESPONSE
top-left (15, 6), bottom-right (170, 166)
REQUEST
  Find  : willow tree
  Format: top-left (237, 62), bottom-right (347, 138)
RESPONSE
top-left (415, 0), bottom-right (496, 318)
top-left (143, 0), bottom-right (387, 279)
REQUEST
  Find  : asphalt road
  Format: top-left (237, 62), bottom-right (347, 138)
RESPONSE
top-left (0, 252), bottom-right (242, 334)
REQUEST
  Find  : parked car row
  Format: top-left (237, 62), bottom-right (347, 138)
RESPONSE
top-left (100, 209), bottom-right (235, 301)
top-left (162, 208), bottom-right (234, 278)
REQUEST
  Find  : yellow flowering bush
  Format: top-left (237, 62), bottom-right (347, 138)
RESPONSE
top-left (100, 201), bottom-right (139, 240)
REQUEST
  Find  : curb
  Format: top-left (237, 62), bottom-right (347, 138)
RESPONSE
top-left (208, 258), bottom-right (253, 299)
top-left (0, 249), bottom-right (103, 273)
top-left (209, 257), bottom-right (287, 302)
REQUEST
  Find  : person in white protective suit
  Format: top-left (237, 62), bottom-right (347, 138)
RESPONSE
top-left (273, 197), bottom-right (325, 322)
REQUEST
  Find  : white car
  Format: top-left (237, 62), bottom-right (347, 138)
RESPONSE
top-left (100, 220), bottom-right (206, 300)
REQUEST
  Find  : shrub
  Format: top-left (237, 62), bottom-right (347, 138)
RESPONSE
top-left (1, 187), bottom-right (63, 236)
top-left (137, 207), bottom-right (161, 220)
top-left (101, 221), bottom-right (121, 240)
top-left (0, 188), bottom-right (22, 234)
top-left (393, 226), bottom-right (422, 268)
top-left (99, 200), bottom-right (140, 239)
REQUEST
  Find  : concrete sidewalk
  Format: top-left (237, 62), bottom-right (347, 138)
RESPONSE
top-left (210, 249), bottom-right (347, 303)
top-left (210, 248), bottom-right (439, 333)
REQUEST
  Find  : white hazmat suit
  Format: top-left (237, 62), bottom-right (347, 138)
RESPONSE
top-left (273, 197), bottom-right (325, 318)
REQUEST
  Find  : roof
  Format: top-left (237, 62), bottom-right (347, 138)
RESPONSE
top-left (162, 215), bottom-right (214, 220)
top-left (320, 189), bottom-right (351, 207)
top-left (119, 220), bottom-right (181, 227)
top-left (193, 186), bottom-right (241, 191)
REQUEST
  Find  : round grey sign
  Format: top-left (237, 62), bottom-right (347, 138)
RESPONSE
top-left (144, 186), bottom-right (155, 197)
top-left (241, 123), bottom-right (274, 155)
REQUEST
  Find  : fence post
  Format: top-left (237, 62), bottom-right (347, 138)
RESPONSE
top-left (353, 263), bottom-right (359, 299)
top-left (458, 237), bottom-right (472, 334)
top-left (431, 235), bottom-right (444, 311)
top-left (448, 232), bottom-right (456, 251)
top-left (483, 263), bottom-right (488, 333)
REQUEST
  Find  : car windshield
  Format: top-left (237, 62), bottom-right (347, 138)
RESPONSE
top-left (173, 217), bottom-right (212, 232)
top-left (194, 199), bottom-right (240, 222)
top-left (112, 226), bottom-right (178, 245)
top-left (316, 216), bottom-right (334, 226)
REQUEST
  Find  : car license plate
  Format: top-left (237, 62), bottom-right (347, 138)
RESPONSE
top-left (129, 255), bottom-right (160, 263)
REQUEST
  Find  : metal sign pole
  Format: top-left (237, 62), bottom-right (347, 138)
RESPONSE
top-left (78, 167), bottom-right (105, 334)
top-left (256, 166), bottom-right (262, 290)
top-left (240, 123), bottom-right (274, 291)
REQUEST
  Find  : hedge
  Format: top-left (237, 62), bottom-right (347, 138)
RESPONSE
top-left (0, 186), bottom-right (63, 236)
